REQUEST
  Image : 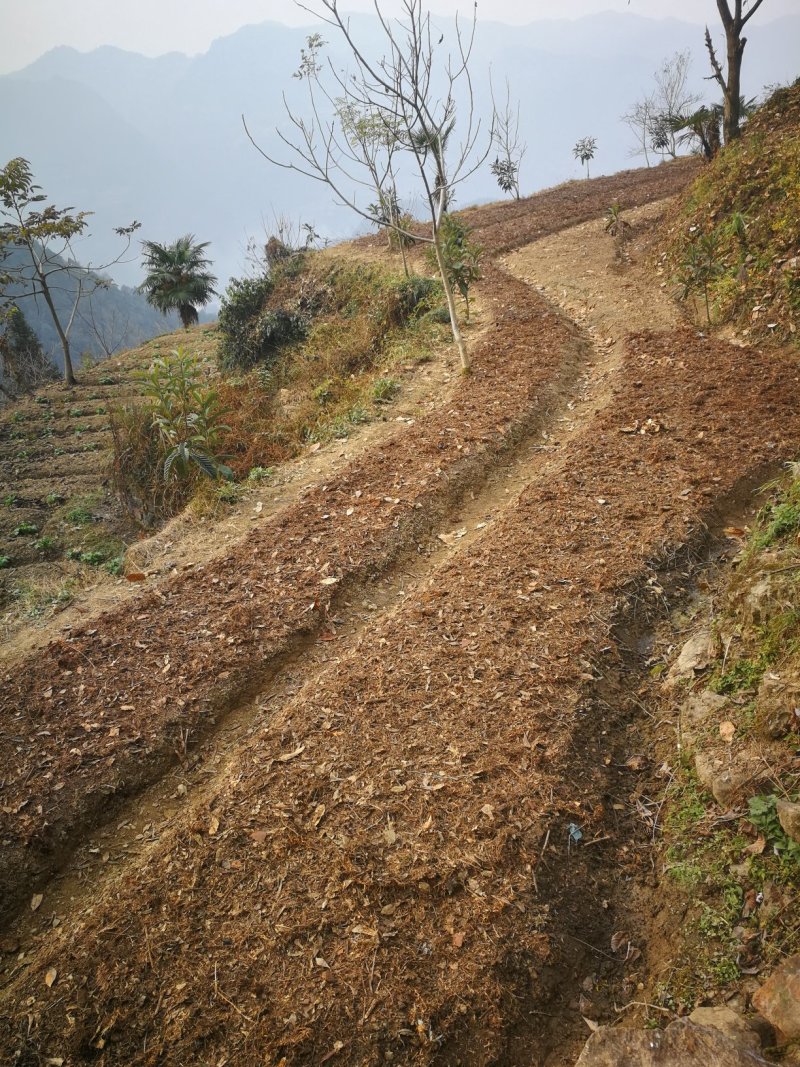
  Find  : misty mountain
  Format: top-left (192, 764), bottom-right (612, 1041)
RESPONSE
top-left (1, 12), bottom-right (797, 291)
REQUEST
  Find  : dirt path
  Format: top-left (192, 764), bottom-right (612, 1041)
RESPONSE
top-left (3, 162), bottom-right (800, 1066)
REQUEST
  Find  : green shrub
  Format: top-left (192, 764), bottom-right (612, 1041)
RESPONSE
top-left (13, 522), bottom-right (38, 536)
top-left (427, 214), bottom-right (483, 320)
top-left (110, 349), bottom-right (232, 524)
top-left (0, 555), bottom-right (12, 569)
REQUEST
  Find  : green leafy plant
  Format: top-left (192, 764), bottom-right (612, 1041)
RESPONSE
top-left (65, 505), bottom-right (94, 525)
top-left (247, 466), bottom-right (273, 482)
top-left (604, 203), bottom-right (631, 239)
top-left (13, 522), bottom-right (38, 537)
top-left (142, 349), bottom-right (233, 481)
top-left (676, 229), bottom-right (725, 323)
top-left (0, 555), bottom-right (12, 569)
top-left (426, 215), bottom-right (482, 321)
top-left (371, 377), bottom-right (400, 403)
top-left (33, 536), bottom-right (58, 554)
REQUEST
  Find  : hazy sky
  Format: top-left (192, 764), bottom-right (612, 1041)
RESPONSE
top-left (1, 0), bottom-right (796, 74)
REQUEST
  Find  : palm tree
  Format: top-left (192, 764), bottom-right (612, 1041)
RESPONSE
top-left (139, 235), bottom-right (217, 328)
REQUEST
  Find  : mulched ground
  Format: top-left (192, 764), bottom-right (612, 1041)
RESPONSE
top-left (5, 157), bottom-right (798, 1066)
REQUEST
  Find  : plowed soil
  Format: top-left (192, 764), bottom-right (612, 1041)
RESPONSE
top-left (3, 158), bottom-right (799, 1066)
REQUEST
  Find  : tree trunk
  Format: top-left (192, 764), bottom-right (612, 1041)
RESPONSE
top-left (723, 30), bottom-right (745, 142)
top-left (38, 274), bottom-right (77, 385)
top-left (432, 229), bottom-right (469, 373)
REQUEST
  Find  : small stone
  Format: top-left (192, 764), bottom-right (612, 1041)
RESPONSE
top-left (753, 955), bottom-right (800, 1040)
top-left (683, 690), bottom-right (728, 731)
top-left (755, 673), bottom-right (799, 740)
top-left (664, 630), bottom-right (712, 690)
top-left (777, 801), bottom-right (800, 845)
top-left (694, 752), bottom-right (752, 806)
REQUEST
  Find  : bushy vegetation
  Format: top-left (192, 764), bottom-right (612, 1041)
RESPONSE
top-left (664, 80), bottom-right (800, 341)
top-left (215, 256), bottom-right (445, 476)
top-left (109, 349), bottom-right (230, 524)
top-left (107, 254), bottom-right (447, 522)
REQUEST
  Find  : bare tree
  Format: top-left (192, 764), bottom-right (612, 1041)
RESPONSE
top-left (243, 0), bottom-right (491, 372)
top-left (75, 291), bottom-right (133, 360)
top-left (490, 78), bottom-right (526, 199)
top-left (705, 1), bottom-right (767, 143)
top-left (622, 94), bottom-right (657, 167)
top-left (652, 51), bottom-right (702, 158)
top-left (622, 51), bottom-right (700, 164)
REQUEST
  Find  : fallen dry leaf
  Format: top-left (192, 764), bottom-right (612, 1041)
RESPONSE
top-left (745, 835), bottom-right (767, 856)
top-left (208, 815), bottom-right (220, 836)
top-left (452, 931), bottom-right (465, 949)
top-left (44, 967), bottom-right (57, 988)
top-left (31, 893), bottom-right (43, 912)
top-left (278, 744), bottom-right (305, 762)
top-left (125, 571), bottom-right (146, 582)
top-left (251, 830), bottom-right (268, 845)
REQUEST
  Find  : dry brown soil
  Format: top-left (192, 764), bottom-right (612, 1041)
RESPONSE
top-left (2, 159), bottom-right (799, 1066)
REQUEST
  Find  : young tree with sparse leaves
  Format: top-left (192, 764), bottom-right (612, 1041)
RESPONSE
top-left (490, 79), bottom-right (526, 199)
top-left (244, 0), bottom-right (491, 372)
top-left (573, 137), bottom-right (597, 178)
top-left (0, 157), bottom-right (140, 386)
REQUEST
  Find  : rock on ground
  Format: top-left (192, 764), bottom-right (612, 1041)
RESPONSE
top-left (574, 1018), bottom-right (776, 1066)
top-left (753, 954), bottom-right (800, 1040)
top-left (777, 801), bottom-right (800, 846)
top-left (688, 1006), bottom-right (763, 1053)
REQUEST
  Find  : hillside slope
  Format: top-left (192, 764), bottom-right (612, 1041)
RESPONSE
top-left (0, 152), bottom-right (798, 1066)
top-left (662, 79), bottom-right (800, 345)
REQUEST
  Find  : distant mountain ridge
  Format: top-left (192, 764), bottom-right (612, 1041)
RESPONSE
top-left (1, 12), bottom-right (798, 289)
